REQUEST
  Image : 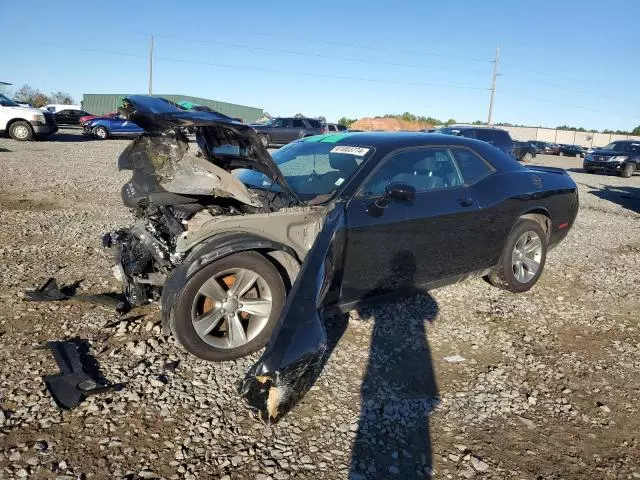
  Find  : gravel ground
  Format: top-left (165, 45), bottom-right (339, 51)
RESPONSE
top-left (1, 130), bottom-right (639, 479)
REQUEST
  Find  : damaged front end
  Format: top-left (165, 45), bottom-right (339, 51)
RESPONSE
top-left (240, 206), bottom-right (345, 422)
top-left (105, 96), bottom-right (301, 309)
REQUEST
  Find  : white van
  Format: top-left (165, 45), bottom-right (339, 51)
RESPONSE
top-left (41, 104), bottom-right (82, 113)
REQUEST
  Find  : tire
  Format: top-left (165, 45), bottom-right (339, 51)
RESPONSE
top-left (258, 134), bottom-right (269, 148)
top-left (487, 219), bottom-right (547, 293)
top-left (558, 151), bottom-right (564, 156)
top-left (575, 153), bottom-right (581, 158)
top-left (9, 121), bottom-right (33, 141)
top-left (620, 163), bottom-right (634, 178)
top-left (522, 152), bottom-right (532, 163)
top-left (170, 251), bottom-right (286, 361)
top-left (93, 126), bottom-right (109, 139)
top-left (584, 168), bottom-right (595, 174)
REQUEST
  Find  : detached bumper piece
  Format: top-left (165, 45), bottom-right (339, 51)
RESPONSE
top-left (43, 341), bottom-right (123, 410)
top-left (240, 207), bottom-right (345, 422)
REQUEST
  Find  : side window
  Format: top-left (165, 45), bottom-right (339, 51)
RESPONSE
top-left (292, 119), bottom-right (304, 128)
top-left (494, 130), bottom-right (511, 144)
top-left (283, 118), bottom-right (294, 128)
top-left (360, 148), bottom-right (463, 197)
top-left (451, 148), bottom-right (494, 185)
top-left (272, 118), bottom-right (285, 127)
top-left (328, 125), bottom-right (337, 132)
top-left (337, 125), bottom-right (347, 131)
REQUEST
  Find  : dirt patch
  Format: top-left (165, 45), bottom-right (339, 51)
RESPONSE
top-left (0, 194), bottom-right (61, 212)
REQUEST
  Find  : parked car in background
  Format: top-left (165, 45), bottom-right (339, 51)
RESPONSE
top-left (251, 117), bottom-right (326, 147)
top-left (55, 109), bottom-right (91, 125)
top-left (513, 141), bottom-right (537, 162)
top-left (41, 104), bottom-right (82, 113)
top-left (558, 144), bottom-right (586, 157)
top-left (84, 114), bottom-right (143, 139)
top-left (0, 93), bottom-right (57, 140)
top-left (326, 123), bottom-right (347, 132)
top-left (438, 126), bottom-right (514, 156)
top-left (583, 140), bottom-right (639, 177)
top-left (80, 112), bottom-right (119, 125)
top-left (529, 141), bottom-right (559, 155)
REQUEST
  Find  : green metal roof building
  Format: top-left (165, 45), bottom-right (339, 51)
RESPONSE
top-left (81, 94), bottom-right (263, 123)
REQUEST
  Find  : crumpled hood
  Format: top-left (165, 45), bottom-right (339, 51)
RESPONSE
top-left (120, 95), bottom-right (298, 203)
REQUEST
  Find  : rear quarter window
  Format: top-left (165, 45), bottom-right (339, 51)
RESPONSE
top-left (305, 119), bottom-right (322, 128)
top-left (451, 147), bottom-right (495, 185)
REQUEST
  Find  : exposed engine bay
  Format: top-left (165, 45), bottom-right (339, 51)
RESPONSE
top-left (104, 96), bottom-right (326, 311)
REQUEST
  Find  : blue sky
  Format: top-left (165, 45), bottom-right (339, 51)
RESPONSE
top-left (2, 0), bottom-right (638, 131)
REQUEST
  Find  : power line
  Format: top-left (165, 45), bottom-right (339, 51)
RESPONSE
top-left (150, 33), bottom-right (491, 76)
top-left (154, 55), bottom-right (488, 90)
top-left (501, 92), bottom-right (639, 120)
top-left (151, 31), bottom-right (490, 64)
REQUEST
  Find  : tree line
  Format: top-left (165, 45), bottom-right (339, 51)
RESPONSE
top-left (12, 84), bottom-right (75, 108)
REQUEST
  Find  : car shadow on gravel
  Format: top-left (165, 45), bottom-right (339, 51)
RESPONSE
top-left (349, 251), bottom-right (439, 479)
top-left (585, 184), bottom-right (640, 214)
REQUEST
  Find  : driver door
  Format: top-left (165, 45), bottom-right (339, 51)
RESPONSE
top-left (339, 146), bottom-right (481, 303)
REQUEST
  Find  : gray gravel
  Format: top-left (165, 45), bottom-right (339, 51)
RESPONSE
top-left (1, 130), bottom-right (639, 479)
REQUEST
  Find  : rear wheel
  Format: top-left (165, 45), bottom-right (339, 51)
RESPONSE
top-left (559, 151), bottom-right (564, 156)
top-left (487, 219), bottom-right (547, 293)
top-left (170, 251), bottom-right (286, 361)
top-left (9, 121), bottom-right (33, 141)
top-left (620, 163), bottom-right (634, 178)
top-left (522, 152), bottom-right (532, 163)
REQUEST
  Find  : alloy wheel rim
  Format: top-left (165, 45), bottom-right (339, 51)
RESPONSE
top-left (190, 268), bottom-right (272, 349)
top-left (511, 231), bottom-right (543, 283)
top-left (14, 125), bottom-right (28, 139)
top-left (96, 128), bottom-right (106, 138)
top-left (260, 136), bottom-right (268, 146)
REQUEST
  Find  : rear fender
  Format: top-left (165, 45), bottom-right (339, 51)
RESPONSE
top-left (160, 233), bottom-right (299, 333)
top-left (239, 204), bottom-right (346, 422)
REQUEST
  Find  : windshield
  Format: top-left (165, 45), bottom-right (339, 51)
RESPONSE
top-left (234, 141), bottom-right (373, 200)
top-left (0, 94), bottom-right (19, 107)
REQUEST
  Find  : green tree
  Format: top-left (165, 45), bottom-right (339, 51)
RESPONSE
top-left (472, 120), bottom-right (484, 125)
top-left (294, 113), bottom-right (305, 118)
top-left (337, 117), bottom-right (357, 126)
top-left (445, 118), bottom-right (456, 126)
top-left (632, 125), bottom-right (640, 135)
top-left (317, 115), bottom-right (327, 123)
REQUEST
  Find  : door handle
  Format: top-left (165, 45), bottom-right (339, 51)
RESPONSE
top-left (458, 198), bottom-right (473, 207)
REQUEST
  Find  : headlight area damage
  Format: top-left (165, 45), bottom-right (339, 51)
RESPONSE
top-left (240, 207), bottom-right (345, 422)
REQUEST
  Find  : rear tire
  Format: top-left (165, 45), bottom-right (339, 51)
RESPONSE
top-left (522, 152), bottom-right (532, 163)
top-left (258, 134), bottom-right (269, 148)
top-left (559, 152), bottom-right (564, 156)
top-left (9, 121), bottom-right (33, 141)
top-left (170, 251), bottom-right (286, 362)
top-left (487, 219), bottom-right (547, 293)
top-left (620, 163), bottom-right (634, 178)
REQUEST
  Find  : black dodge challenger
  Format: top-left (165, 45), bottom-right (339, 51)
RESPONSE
top-left (109, 96), bottom-right (579, 421)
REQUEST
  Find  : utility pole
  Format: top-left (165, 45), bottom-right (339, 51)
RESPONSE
top-left (487, 47), bottom-right (500, 125)
top-left (148, 35), bottom-right (154, 95)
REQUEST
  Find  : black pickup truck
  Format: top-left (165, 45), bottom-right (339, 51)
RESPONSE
top-left (251, 117), bottom-right (325, 147)
top-left (583, 140), bottom-right (639, 177)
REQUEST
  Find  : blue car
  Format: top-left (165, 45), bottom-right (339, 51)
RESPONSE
top-left (84, 114), bottom-right (144, 139)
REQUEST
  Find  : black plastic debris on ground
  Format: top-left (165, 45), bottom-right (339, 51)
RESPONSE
top-left (25, 277), bottom-right (130, 313)
top-left (42, 339), bottom-right (124, 410)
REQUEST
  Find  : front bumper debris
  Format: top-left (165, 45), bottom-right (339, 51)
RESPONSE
top-left (42, 340), bottom-right (123, 409)
top-left (240, 206), bottom-right (345, 422)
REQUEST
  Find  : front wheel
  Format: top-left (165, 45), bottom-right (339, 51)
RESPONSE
top-left (258, 134), bottom-right (270, 148)
top-left (9, 121), bottom-right (33, 141)
top-left (620, 163), bottom-right (634, 178)
top-left (487, 219), bottom-right (547, 293)
top-left (93, 126), bottom-right (108, 139)
top-left (170, 251), bottom-right (286, 361)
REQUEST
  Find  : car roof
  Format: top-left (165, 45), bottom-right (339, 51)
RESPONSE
top-left (442, 126), bottom-right (508, 132)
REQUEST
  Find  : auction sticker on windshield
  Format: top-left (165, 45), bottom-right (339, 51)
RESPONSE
top-left (330, 146), bottom-right (370, 156)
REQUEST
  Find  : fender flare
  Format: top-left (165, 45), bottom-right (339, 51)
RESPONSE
top-left (159, 232), bottom-right (299, 333)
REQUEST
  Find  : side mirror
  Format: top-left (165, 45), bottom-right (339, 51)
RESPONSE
top-left (384, 182), bottom-right (416, 203)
